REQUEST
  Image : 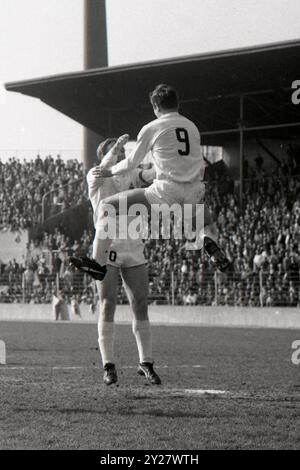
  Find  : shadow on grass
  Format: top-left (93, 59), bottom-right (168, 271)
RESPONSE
top-left (12, 405), bottom-right (223, 419)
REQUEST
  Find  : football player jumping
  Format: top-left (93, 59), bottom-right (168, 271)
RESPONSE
top-left (71, 84), bottom-right (232, 280)
top-left (71, 137), bottom-right (161, 386)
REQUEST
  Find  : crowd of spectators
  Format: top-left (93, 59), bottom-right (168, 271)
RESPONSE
top-left (0, 155), bottom-right (86, 231)
top-left (0, 227), bottom-right (95, 305)
top-left (207, 156), bottom-right (300, 307)
top-left (1, 152), bottom-right (300, 307)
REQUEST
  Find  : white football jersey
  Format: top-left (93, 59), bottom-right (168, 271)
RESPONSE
top-left (87, 149), bottom-right (154, 230)
top-left (111, 112), bottom-right (204, 183)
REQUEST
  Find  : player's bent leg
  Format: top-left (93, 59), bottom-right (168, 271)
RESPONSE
top-left (96, 266), bottom-right (119, 385)
top-left (186, 204), bottom-right (214, 249)
top-left (187, 220), bottom-right (219, 250)
top-left (69, 255), bottom-right (107, 280)
top-left (102, 188), bottom-right (152, 214)
top-left (121, 265), bottom-right (161, 385)
top-left (187, 205), bottom-right (233, 274)
top-left (69, 237), bottom-right (106, 280)
top-left (121, 264), bottom-right (151, 362)
top-left (203, 236), bottom-right (233, 274)
top-left (202, 207), bottom-right (233, 273)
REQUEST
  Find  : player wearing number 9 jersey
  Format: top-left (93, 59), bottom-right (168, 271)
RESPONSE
top-left (85, 138), bottom-right (161, 386)
top-left (88, 84), bottom-right (232, 275)
top-left (110, 85), bottom-right (205, 206)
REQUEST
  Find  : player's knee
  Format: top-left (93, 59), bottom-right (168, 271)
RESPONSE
top-left (99, 298), bottom-right (116, 320)
top-left (131, 297), bottom-right (148, 319)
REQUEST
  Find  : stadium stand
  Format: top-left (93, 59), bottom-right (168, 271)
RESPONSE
top-left (1, 151), bottom-right (300, 307)
top-left (0, 155), bottom-right (86, 229)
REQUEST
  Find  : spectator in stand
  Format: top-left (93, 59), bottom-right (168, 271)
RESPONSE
top-left (2, 152), bottom-right (300, 307)
top-left (0, 155), bottom-right (87, 230)
top-left (183, 289), bottom-right (197, 306)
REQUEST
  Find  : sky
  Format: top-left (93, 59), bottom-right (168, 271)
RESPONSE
top-left (1, 0), bottom-right (300, 161)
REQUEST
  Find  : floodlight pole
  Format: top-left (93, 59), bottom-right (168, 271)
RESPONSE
top-left (239, 95), bottom-right (244, 209)
top-left (84, 0), bottom-right (108, 170)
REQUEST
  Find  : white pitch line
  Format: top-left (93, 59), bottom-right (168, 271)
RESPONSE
top-left (116, 387), bottom-right (228, 397)
top-left (182, 389), bottom-right (227, 395)
top-left (152, 388), bottom-right (227, 396)
top-left (0, 364), bottom-right (206, 371)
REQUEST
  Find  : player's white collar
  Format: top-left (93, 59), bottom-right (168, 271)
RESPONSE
top-left (158, 111), bottom-right (180, 119)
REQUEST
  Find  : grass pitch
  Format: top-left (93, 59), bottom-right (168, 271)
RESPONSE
top-left (0, 320), bottom-right (299, 449)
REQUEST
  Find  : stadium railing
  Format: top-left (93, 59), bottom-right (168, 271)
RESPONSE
top-left (1, 267), bottom-right (299, 307)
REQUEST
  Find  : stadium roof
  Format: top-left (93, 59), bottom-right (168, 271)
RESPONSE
top-left (5, 39), bottom-right (300, 145)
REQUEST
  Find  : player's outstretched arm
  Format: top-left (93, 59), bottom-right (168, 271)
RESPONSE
top-left (100, 134), bottom-right (130, 169)
top-left (110, 126), bottom-right (151, 176)
top-left (92, 134), bottom-right (130, 178)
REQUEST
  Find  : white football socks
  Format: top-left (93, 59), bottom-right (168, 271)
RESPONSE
top-left (98, 320), bottom-right (115, 366)
top-left (132, 319), bottom-right (153, 364)
top-left (98, 319), bottom-right (153, 366)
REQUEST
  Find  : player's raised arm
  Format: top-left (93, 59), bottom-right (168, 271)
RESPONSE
top-left (100, 134), bottom-right (129, 169)
top-left (90, 134), bottom-right (130, 181)
top-left (110, 126), bottom-right (152, 176)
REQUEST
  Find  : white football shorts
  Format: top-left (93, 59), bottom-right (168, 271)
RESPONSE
top-left (144, 179), bottom-right (206, 206)
top-left (100, 238), bottom-right (146, 268)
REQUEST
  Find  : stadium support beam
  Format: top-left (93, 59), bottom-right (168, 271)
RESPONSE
top-left (84, 0), bottom-right (108, 170)
top-left (239, 95), bottom-right (244, 208)
top-left (256, 139), bottom-right (281, 165)
top-left (201, 120), bottom-right (300, 136)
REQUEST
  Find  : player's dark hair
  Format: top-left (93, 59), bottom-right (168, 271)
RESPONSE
top-left (96, 138), bottom-right (117, 161)
top-left (149, 84), bottom-right (179, 110)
